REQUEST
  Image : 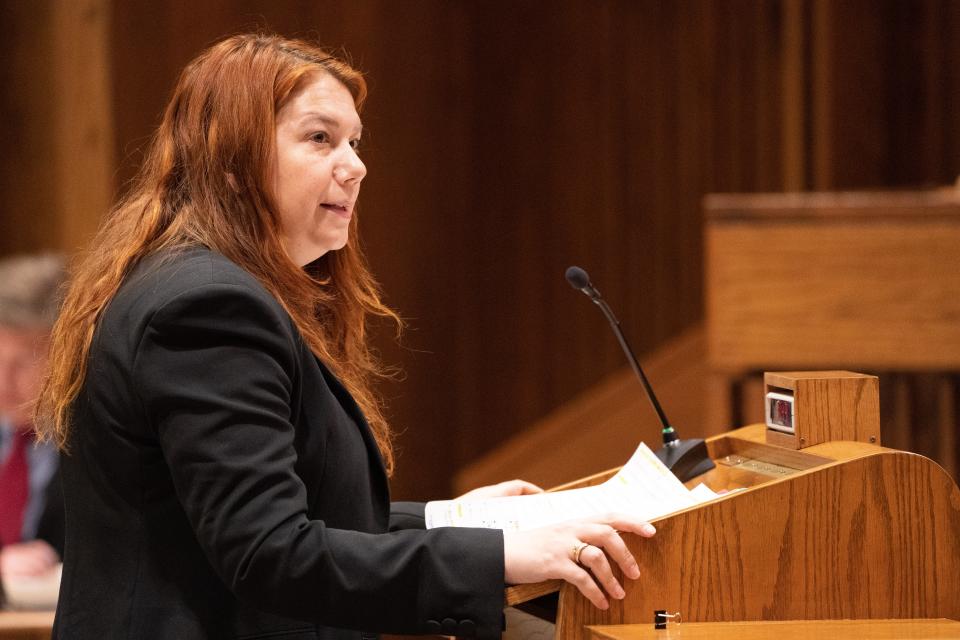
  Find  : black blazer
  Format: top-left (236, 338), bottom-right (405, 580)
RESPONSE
top-left (54, 248), bottom-right (504, 640)
top-left (36, 465), bottom-right (65, 558)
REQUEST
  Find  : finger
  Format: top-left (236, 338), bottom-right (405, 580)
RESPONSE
top-left (9, 556), bottom-right (42, 577)
top-left (31, 542), bottom-right (59, 566)
top-left (579, 524), bottom-right (640, 580)
top-left (25, 558), bottom-right (49, 576)
top-left (593, 513), bottom-right (657, 538)
top-left (18, 546), bottom-right (58, 575)
top-left (500, 479), bottom-right (544, 495)
top-left (563, 564), bottom-right (609, 610)
top-left (579, 545), bottom-right (625, 600)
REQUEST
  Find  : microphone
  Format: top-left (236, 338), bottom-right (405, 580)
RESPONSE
top-left (565, 265), bottom-right (715, 482)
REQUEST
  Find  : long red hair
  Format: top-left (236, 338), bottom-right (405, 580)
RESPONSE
top-left (35, 34), bottom-right (401, 474)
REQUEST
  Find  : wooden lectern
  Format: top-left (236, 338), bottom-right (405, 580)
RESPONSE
top-left (506, 371), bottom-right (960, 639)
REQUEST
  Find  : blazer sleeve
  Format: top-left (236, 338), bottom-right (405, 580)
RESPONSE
top-left (389, 502), bottom-right (427, 531)
top-left (133, 281), bottom-right (504, 638)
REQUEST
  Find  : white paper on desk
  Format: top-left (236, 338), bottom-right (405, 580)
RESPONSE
top-left (425, 442), bottom-right (719, 530)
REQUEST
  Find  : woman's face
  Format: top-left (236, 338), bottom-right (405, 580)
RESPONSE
top-left (272, 72), bottom-right (366, 267)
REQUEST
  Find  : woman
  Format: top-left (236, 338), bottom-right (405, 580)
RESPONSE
top-left (35, 34), bottom-right (654, 639)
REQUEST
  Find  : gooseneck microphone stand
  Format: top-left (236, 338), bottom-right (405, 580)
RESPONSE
top-left (565, 265), bottom-right (715, 482)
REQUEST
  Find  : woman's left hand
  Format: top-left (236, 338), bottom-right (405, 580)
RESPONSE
top-left (456, 479), bottom-right (544, 501)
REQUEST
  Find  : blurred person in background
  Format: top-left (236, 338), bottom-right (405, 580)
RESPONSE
top-left (0, 253), bottom-right (65, 580)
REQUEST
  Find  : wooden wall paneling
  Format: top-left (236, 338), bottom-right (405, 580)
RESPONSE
top-left (0, 1), bottom-right (60, 254)
top-left (673, 2), bottom-right (712, 293)
top-left (110, 0), bottom-right (174, 195)
top-left (507, 2), bottom-right (581, 450)
top-left (51, 0), bottom-right (114, 252)
top-left (909, 373), bottom-right (944, 466)
top-left (934, 374), bottom-right (956, 479)
top-left (444, 2), bottom-right (566, 485)
top-left (808, 0), bottom-right (835, 189)
top-left (887, 0), bottom-right (942, 186)
top-left (946, 1), bottom-right (960, 182)
top-left (879, 373), bottom-right (912, 454)
top-left (433, 1), bottom-right (798, 492)
top-left (703, 369), bottom-right (737, 436)
top-left (706, 1), bottom-right (785, 193)
top-left (747, 0), bottom-right (785, 192)
top-left (780, 0), bottom-right (808, 191)
top-left (899, 372), bottom-right (960, 481)
top-left (809, 0), bottom-right (889, 189)
top-left (349, 1), bottom-right (480, 498)
top-left (739, 372), bottom-right (765, 427)
top-left (0, 0), bottom-right (113, 255)
top-left (440, 1), bottom-right (716, 480)
top-left (885, 0), bottom-right (960, 186)
top-left (941, 375), bottom-right (957, 479)
top-left (807, 0), bottom-right (960, 189)
top-left (638, 0), bottom-right (682, 344)
top-left (454, 328), bottom-right (708, 493)
top-left (558, 0), bottom-right (631, 412)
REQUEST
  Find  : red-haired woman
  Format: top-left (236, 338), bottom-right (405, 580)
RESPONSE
top-left (34, 34), bottom-right (655, 639)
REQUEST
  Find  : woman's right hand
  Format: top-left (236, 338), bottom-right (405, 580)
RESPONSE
top-left (502, 514), bottom-right (656, 610)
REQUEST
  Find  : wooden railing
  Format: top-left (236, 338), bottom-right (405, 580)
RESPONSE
top-left (704, 189), bottom-right (960, 481)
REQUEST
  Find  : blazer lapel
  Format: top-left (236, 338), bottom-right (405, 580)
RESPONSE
top-left (312, 356), bottom-right (390, 503)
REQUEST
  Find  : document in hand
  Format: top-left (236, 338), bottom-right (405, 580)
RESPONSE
top-left (425, 443), bottom-right (719, 530)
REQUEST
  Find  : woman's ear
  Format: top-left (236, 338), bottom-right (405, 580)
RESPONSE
top-left (225, 172), bottom-right (240, 193)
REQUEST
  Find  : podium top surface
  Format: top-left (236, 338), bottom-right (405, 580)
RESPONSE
top-left (0, 610), bottom-right (55, 640)
top-left (587, 619), bottom-right (960, 640)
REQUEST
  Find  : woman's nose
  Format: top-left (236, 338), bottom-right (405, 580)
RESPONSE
top-left (334, 148), bottom-right (366, 184)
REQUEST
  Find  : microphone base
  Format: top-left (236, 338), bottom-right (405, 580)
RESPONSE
top-left (654, 438), bottom-right (716, 483)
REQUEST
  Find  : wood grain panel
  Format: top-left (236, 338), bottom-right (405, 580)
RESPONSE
top-left (0, 611), bottom-right (53, 640)
top-left (0, 1), bottom-right (58, 254)
top-left (587, 619), bottom-right (960, 640)
top-left (809, 0), bottom-right (960, 189)
top-left (705, 195), bottom-right (960, 370)
top-left (51, 0), bottom-right (114, 252)
top-left (547, 446), bottom-right (960, 639)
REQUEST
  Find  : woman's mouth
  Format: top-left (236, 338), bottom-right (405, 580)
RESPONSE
top-left (321, 202), bottom-right (351, 219)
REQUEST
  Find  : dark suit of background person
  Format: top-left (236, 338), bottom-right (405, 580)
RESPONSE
top-left (0, 431), bottom-right (63, 554)
top-left (54, 247), bottom-right (505, 640)
top-left (0, 253), bottom-right (65, 584)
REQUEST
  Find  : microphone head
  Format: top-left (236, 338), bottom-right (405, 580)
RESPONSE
top-left (565, 265), bottom-right (591, 290)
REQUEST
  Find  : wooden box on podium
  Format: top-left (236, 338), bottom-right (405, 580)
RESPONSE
top-left (506, 371), bottom-right (960, 640)
top-left (762, 371), bottom-right (880, 449)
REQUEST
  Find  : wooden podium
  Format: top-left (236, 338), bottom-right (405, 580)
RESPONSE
top-left (506, 372), bottom-right (960, 639)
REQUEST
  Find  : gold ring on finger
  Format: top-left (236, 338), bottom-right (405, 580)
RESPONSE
top-left (572, 541), bottom-right (590, 565)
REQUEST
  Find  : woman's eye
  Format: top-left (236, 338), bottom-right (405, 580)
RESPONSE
top-left (350, 138), bottom-right (362, 152)
top-left (311, 132), bottom-right (329, 144)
